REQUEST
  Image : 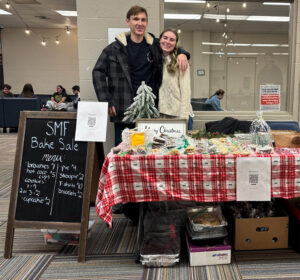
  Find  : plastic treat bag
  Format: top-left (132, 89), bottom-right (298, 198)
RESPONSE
top-left (250, 111), bottom-right (272, 147)
top-left (121, 128), bottom-right (132, 145)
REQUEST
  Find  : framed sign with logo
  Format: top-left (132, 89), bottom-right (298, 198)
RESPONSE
top-left (136, 118), bottom-right (187, 137)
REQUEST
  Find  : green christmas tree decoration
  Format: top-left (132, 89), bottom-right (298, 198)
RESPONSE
top-left (122, 81), bottom-right (159, 122)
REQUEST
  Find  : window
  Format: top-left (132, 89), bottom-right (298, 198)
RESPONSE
top-left (164, 1), bottom-right (291, 112)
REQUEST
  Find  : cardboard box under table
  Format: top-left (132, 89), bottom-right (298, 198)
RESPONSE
top-left (234, 214), bottom-right (288, 250)
top-left (283, 198), bottom-right (300, 253)
top-left (186, 234), bottom-right (231, 266)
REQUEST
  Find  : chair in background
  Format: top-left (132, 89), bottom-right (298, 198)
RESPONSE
top-left (191, 98), bottom-right (207, 103)
top-left (3, 98), bottom-right (41, 129)
top-left (0, 99), bottom-right (4, 132)
top-left (191, 102), bottom-right (215, 111)
top-left (36, 94), bottom-right (77, 108)
top-left (266, 121), bottom-right (300, 132)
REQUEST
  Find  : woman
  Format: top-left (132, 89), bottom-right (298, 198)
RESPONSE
top-left (20, 83), bottom-right (35, 98)
top-left (46, 85), bottom-right (68, 110)
top-left (158, 28), bottom-right (193, 128)
top-left (205, 89), bottom-right (225, 111)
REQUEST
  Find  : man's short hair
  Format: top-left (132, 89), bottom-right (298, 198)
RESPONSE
top-left (126, 5), bottom-right (148, 19)
top-left (72, 85), bottom-right (80, 91)
top-left (3, 84), bottom-right (11, 90)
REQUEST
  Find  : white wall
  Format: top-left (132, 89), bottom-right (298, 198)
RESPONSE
top-left (179, 31), bottom-right (289, 111)
top-left (208, 32), bottom-right (288, 111)
top-left (2, 28), bottom-right (79, 95)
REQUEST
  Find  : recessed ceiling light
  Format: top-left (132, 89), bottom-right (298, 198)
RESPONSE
top-left (202, 42), bottom-right (224, 46)
top-left (203, 14), bottom-right (248, 20)
top-left (252, 44), bottom-right (280, 47)
top-left (280, 44), bottom-right (289, 47)
top-left (0, 9), bottom-right (12, 15)
top-left (164, 0), bottom-right (205, 2)
top-left (164, 14), bottom-right (201, 19)
top-left (263, 2), bottom-right (290, 6)
top-left (272, 53), bottom-right (288, 55)
top-left (247, 16), bottom-right (289, 22)
top-left (227, 43), bottom-right (251, 46)
top-left (55, 10), bottom-right (77, 17)
top-left (238, 52), bottom-right (263, 55)
top-left (201, 52), bottom-right (214, 54)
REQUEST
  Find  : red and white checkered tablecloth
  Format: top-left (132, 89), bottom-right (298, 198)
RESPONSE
top-left (95, 148), bottom-right (300, 226)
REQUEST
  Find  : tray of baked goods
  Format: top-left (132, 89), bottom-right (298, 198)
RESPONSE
top-left (187, 205), bottom-right (228, 234)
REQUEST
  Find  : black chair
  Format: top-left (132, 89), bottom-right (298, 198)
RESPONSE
top-left (36, 94), bottom-right (52, 108)
top-left (36, 94), bottom-right (77, 108)
top-left (3, 98), bottom-right (41, 128)
top-left (0, 98), bottom-right (4, 128)
top-left (191, 102), bottom-right (215, 111)
top-left (191, 98), bottom-right (207, 103)
top-left (266, 121), bottom-right (300, 132)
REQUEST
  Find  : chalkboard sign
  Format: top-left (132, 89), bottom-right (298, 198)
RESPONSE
top-left (16, 118), bottom-right (87, 222)
top-left (5, 111), bottom-right (95, 262)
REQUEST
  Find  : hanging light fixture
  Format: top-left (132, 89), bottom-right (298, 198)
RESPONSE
top-left (55, 36), bottom-right (60, 44)
top-left (216, 18), bottom-right (220, 23)
top-left (5, 0), bottom-right (11, 9)
top-left (242, 2), bottom-right (247, 8)
top-left (66, 26), bottom-right (70, 35)
top-left (177, 25), bottom-right (182, 34)
top-left (25, 27), bottom-right (30, 35)
top-left (206, 1), bottom-right (210, 8)
top-left (41, 38), bottom-right (46, 46)
top-left (226, 8), bottom-right (230, 13)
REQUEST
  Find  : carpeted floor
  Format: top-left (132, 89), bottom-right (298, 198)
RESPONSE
top-left (235, 250), bottom-right (300, 279)
top-left (1, 133), bottom-right (300, 280)
top-left (0, 254), bottom-right (54, 280)
top-left (40, 254), bottom-right (144, 280)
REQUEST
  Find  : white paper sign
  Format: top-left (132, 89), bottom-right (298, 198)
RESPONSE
top-left (260, 84), bottom-right (280, 111)
top-left (108, 28), bottom-right (130, 44)
top-left (136, 118), bottom-right (187, 137)
top-left (236, 157), bottom-right (271, 201)
top-left (75, 101), bottom-right (108, 142)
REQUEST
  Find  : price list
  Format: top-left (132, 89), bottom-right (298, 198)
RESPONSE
top-left (15, 119), bottom-right (87, 223)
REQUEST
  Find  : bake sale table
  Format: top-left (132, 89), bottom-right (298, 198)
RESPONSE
top-left (96, 148), bottom-right (300, 227)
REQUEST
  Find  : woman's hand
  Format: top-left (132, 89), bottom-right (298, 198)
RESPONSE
top-left (177, 54), bottom-right (188, 71)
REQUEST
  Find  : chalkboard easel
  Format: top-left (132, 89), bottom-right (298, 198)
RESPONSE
top-left (4, 111), bottom-right (95, 262)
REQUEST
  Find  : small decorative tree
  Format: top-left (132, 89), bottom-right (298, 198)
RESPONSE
top-left (122, 81), bottom-right (159, 122)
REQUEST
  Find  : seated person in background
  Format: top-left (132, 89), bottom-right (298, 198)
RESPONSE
top-left (205, 89), bottom-right (225, 111)
top-left (46, 85), bottom-right (68, 110)
top-left (20, 83), bottom-right (35, 98)
top-left (0, 84), bottom-right (14, 98)
top-left (71, 85), bottom-right (80, 110)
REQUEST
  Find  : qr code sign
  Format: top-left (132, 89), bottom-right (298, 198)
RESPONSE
top-left (249, 173), bottom-right (259, 185)
top-left (87, 115), bottom-right (96, 128)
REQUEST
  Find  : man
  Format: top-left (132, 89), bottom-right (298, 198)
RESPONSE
top-left (71, 85), bottom-right (80, 110)
top-left (92, 5), bottom-right (189, 146)
top-left (92, 6), bottom-right (189, 220)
